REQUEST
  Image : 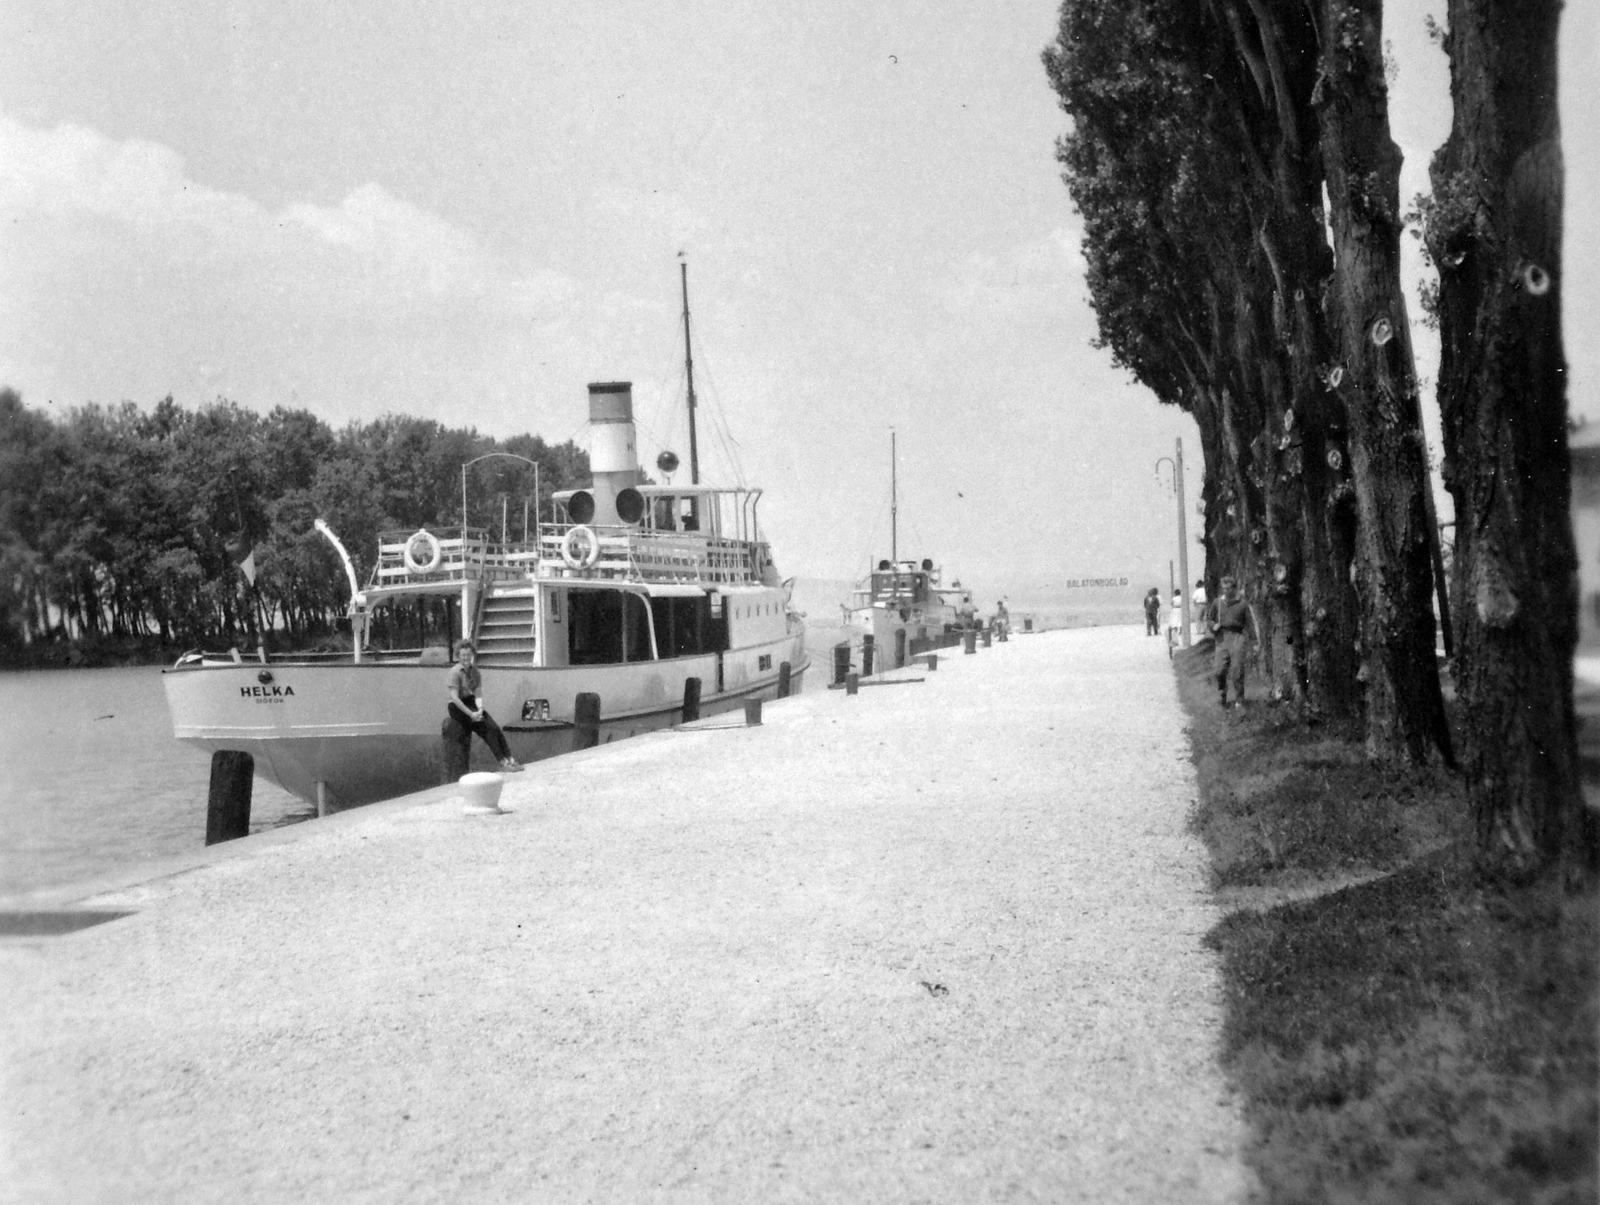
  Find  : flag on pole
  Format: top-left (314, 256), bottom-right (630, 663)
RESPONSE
top-left (239, 550), bottom-right (257, 586)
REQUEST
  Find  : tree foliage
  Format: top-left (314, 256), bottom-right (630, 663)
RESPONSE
top-left (0, 390), bottom-right (589, 658)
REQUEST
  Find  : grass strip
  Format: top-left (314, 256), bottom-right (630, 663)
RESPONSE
top-left (1174, 643), bottom-right (1598, 1204)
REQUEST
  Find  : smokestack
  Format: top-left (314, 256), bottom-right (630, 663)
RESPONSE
top-left (585, 381), bottom-right (639, 526)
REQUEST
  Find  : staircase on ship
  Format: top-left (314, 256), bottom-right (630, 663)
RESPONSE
top-left (472, 582), bottom-right (539, 666)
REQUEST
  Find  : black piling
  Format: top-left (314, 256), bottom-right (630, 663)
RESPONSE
top-left (744, 697), bottom-right (763, 726)
top-left (982, 629), bottom-right (992, 648)
top-left (682, 677), bottom-right (702, 723)
top-left (846, 672), bottom-right (859, 696)
top-left (574, 692), bottom-right (602, 750)
top-left (927, 653), bottom-right (938, 671)
top-left (205, 750), bottom-right (253, 845)
top-left (832, 643), bottom-right (850, 686)
top-left (777, 661), bottom-right (792, 698)
top-left (964, 630), bottom-right (977, 655)
top-left (862, 635), bottom-right (875, 677)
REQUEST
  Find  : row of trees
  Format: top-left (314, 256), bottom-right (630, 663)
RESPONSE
top-left (1044, 0), bottom-right (1589, 879)
top-left (0, 389), bottom-right (588, 657)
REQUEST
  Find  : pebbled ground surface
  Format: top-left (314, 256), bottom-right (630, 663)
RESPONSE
top-left (0, 626), bottom-right (1256, 1204)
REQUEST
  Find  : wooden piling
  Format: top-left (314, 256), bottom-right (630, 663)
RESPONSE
top-left (574, 692), bottom-right (602, 751)
top-left (205, 751), bottom-right (253, 845)
top-left (846, 672), bottom-right (859, 696)
top-left (744, 698), bottom-right (763, 726)
top-left (682, 677), bottom-right (702, 723)
top-left (777, 661), bottom-right (792, 698)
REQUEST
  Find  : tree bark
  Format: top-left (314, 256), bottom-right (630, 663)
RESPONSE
top-left (1429, 0), bottom-right (1595, 878)
top-left (1314, 0), bottom-right (1453, 763)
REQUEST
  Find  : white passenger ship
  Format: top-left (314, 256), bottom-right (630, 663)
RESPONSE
top-left (839, 432), bottom-right (979, 670)
top-left (163, 378), bottom-right (808, 809)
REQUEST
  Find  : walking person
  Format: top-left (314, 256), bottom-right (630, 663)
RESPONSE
top-left (1143, 588), bottom-right (1161, 636)
top-left (1205, 575), bottom-right (1260, 708)
top-left (444, 640), bottom-right (523, 776)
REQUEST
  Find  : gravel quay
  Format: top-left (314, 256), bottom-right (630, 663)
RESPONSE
top-left (1, 626), bottom-right (1256, 1203)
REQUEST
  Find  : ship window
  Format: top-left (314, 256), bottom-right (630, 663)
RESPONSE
top-left (567, 590), bottom-right (655, 664)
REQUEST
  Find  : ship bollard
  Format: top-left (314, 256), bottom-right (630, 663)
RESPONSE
top-left (862, 635), bottom-right (875, 677)
top-left (744, 698), bottom-right (763, 726)
top-left (982, 628), bottom-right (992, 648)
top-left (1024, 618), bottom-right (1033, 632)
top-left (777, 661), bottom-right (792, 698)
top-left (964, 630), bottom-right (977, 655)
top-left (846, 671), bottom-right (859, 696)
top-left (682, 677), bottom-right (702, 723)
top-left (205, 750), bottom-right (253, 845)
top-left (459, 771), bottom-right (506, 815)
top-left (926, 653), bottom-right (938, 671)
top-left (894, 628), bottom-right (906, 669)
top-left (574, 692), bottom-right (602, 751)
top-left (832, 643), bottom-right (850, 686)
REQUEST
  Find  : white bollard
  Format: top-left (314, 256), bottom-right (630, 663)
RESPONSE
top-left (459, 771), bottom-right (507, 815)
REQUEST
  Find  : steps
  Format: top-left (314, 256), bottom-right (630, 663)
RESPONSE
top-left (474, 585), bottom-right (538, 666)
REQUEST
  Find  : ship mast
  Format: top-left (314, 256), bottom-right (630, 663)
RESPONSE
top-left (890, 429), bottom-right (897, 566)
top-left (680, 260), bottom-right (701, 485)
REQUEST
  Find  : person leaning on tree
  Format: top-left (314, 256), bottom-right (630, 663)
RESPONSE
top-left (1206, 575), bottom-right (1260, 709)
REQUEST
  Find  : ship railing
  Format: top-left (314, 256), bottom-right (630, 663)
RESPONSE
top-left (372, 527), bottom-right (536, 588)
top-left (534, 523), bottom-right (758, 585)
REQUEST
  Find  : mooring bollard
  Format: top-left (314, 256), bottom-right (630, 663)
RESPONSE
top-left (927, 652), bottom-right (938, 671)
top-left (964, 630), bottom-right (977, 655)
top-left (982, 628), bottom-right (992, 648)
top-left (777, 661), bottom-right (792, 698)
top-left (1024, 618), bottom-right (1033, 632)
top-left (205, 750), bottom-right (253, 845)
top-left (894, 628), bottom-right (907, 668)
top-left (441, 715), bottom-right (470, 783)
top-left (862, 635), bottom-right (875, 677)
top-left (846, 671), bottom-right (859, 696)
top-left (574, 691), bottom-right (602, 750)
top-left (682, 677), bottom-right (701, 723)
top-left (832, 643), bottom-right (850, 686)
top-left (744, 697), bottom-right (763, 726)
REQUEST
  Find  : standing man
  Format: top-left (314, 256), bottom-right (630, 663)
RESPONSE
top-left (1143, 588), bottom-right (1161, 636)
top-left (1206, 575), bottom-right (1260, 708)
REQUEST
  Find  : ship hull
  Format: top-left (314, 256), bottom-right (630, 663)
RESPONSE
top-left (164, 635), bottom-right (807, 809)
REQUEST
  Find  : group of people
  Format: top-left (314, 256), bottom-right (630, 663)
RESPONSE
top-left (1144, 576), bottom-right (1261, 708)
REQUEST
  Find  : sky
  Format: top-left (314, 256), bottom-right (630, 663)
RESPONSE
top-left (1, 1), bottom-right (1594, 606)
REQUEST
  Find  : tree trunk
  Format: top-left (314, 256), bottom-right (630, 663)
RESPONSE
top-left (1314, 0), bottom-right (1453, 763)
top-left (1429, 0), bottom-right (1595, 879)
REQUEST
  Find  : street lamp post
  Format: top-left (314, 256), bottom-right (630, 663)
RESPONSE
top-left (1156, 440), bottom-right (1193, 648)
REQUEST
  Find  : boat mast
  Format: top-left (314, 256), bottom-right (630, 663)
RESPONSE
top-left (890, 429), bottom-right (897, 566)
top-left (681, 260), bottom-right (701, 486)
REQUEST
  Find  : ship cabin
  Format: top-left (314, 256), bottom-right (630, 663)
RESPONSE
top-left (347, 483), bottom-right (789, 672)
top-left (852, 558), bottom-right (943, 611)
top-left (327, 379), bottom-right (793, 673)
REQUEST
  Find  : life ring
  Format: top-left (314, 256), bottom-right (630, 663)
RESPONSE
top-left (402, 528), bottom-right (442, 574)
top-left (561, 525), bottom-right (601, 570)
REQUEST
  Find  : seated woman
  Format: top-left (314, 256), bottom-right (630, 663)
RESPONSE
top-left (443, 641), bottom-right (523, 777)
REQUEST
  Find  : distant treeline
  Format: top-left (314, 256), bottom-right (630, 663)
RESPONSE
top-left (0, 388), bottom-right (589, 663)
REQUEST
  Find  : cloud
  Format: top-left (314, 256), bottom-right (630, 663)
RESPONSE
top-left (938, 226), bottom-right (1089, 321)
top-left (0, 112), bottom-right (503, 302)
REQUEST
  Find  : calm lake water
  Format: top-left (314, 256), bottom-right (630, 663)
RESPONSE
top-left (0, 666), bottom-right (304, 897)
